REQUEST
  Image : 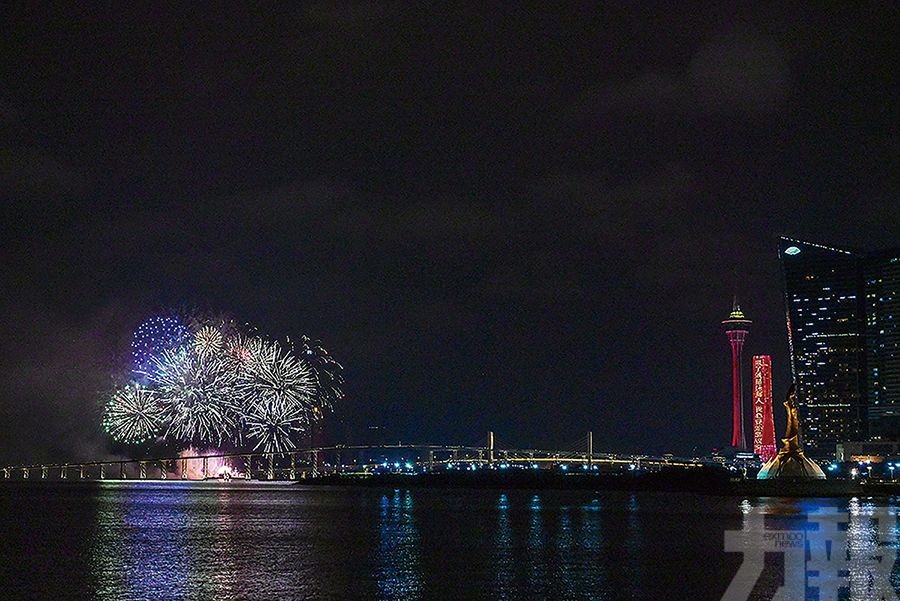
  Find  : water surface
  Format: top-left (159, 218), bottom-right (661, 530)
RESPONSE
top-left (0, 482), bottom-right (887, 600)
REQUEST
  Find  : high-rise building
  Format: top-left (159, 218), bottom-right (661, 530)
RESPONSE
top-left (779, 237), bottom-right (866, 457)
top-left (865, 250), bottom-right (900, 439)
top-left (723, 298), bottom-right (751, 450)
top-left (751, 355), bottom-right (777, 462)
top-left (777, 237), bottom-right (900, 458)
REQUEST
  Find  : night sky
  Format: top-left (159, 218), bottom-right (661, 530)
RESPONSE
top-left (1, 4), bottom-right (897, 464)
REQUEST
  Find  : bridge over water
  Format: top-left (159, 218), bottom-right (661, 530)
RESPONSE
top-left (1, 432), bottom-right (704, 481)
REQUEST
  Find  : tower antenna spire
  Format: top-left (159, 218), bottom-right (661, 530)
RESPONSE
top-left (731, 268), bottom-right (740, 312)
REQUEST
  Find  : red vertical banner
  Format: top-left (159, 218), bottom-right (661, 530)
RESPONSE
top-left (752, 355), bottom-right (776, 461)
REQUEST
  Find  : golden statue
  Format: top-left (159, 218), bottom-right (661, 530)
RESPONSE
top-left (757, 384), bottom-right (825, 480)
top-left (781, 384), bottom-right (801, 452)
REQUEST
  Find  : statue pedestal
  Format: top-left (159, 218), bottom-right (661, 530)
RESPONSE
top-left (756, 384), bottom-right (826, 480)
top-left (757, 447), bottom-right (826, 479)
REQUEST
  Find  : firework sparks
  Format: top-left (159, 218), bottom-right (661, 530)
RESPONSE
top-left (245, 399), bottom-right (310, 453)
top-left (236, 339), bottom-right (316, 413)
top-left (146, 348), bottom-right (241, 446)
top-left (237, 339), bottom-right (316, 452)
top-left (103, 383), bottom-right (162, 444)
top-left (298, 335), bottom-right (345, 414)
top-left (193, 325), bottom-right (224, 359)
top-left (130, 315), bottom-right (189, 378)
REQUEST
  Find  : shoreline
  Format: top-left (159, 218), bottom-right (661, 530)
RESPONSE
top-left (4, 470), bottom-right (900, 498)
top-left (283, 470), bottom-right (900, 497)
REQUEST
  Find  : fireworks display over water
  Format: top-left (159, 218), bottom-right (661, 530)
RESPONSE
top-left (104, 313), bottom-right (343, 453)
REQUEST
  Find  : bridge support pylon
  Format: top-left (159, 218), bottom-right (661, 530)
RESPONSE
top-left (60, 465), bottom-right (67, 479)
top-left (139, 462), bottom-right (147, 480)
top-left (160, 461), bottom-right (167, 479)
top-left (244, 456), bottom-right (252, 480)
top-left (99, 464), bottom-right (105, 479)
top-left (181, 458), bottom-right (187, 480)
top-left (588, 431), bottom-right (593, 469)
top-left (267, 455), bottom-right (274, 480)
top-left (309, 451), bottom-right (318, 478)
top-left (41, 466), bottom-right (48, 479)
top-left (289, 454), bottom-right (296, 480)
top-left (488, 431), bottom-right (495, 465)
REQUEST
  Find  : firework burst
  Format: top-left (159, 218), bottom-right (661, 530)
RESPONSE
top-left (131, 315), bottom-right (189, 378)
top-left (103, 383), bottom-right (162, 444)
top-left (146, 348), bottom-right (241, 446)
top-left (193, 325), bottom-right (224, 359)
top-left (236, 339), bottom-right (316, 452)
top-left (298, 335), bottom-right (345, 414)
top-left (245, 398), bottom-right (310, 453)
top-left (236, 339), bottom-right (316, 412)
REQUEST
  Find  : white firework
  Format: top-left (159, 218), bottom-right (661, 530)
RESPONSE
top-left (103, 383), bottom-right (162, 444)
top-left (245, 400), bottom-right (309, 453)
top-left (146, 348), bottom-right (240, 445)
top-left (224, 335), bottom-right (265, 370)
top-left (236, 339), bottom-right (316, 452)
top-left (298, 335), bottom-right (344, 414)
top-left (193, 325), bottom-right (224, 359)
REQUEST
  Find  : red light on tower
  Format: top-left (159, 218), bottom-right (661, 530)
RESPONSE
top-left (723, 297), bottom-right (751, 450)
top-left (752, 355), bottom-right (776, 461)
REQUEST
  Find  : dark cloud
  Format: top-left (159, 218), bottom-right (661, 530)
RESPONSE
top-left (0, 109), bottom-right (90, 203)
top-left (572, 30), bottom-right (789, 121)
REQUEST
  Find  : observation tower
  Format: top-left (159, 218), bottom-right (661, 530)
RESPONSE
top-left (723, 298), bottom-right (752, 450)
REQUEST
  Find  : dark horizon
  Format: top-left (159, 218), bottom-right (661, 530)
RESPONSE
top-left (2, 4), bottom-right (897, 463)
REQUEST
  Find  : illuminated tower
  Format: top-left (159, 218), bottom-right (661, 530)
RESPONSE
top-left (723, 298), bottom-right (751, 449)
top-left (752, 355), bottom-right (777, 461)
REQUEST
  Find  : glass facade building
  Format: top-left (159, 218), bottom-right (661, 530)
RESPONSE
top-left (779, 237), bottom-right (900, 458)
top-left (779, 237), bottom-right (867, 458)
top-left (865, 251), bottom-right (900, 439)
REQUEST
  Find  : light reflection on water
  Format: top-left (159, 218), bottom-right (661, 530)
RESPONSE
top-left (90, 483), bottom-right (191, 600)
top-left (734, 496), bottom-right (900, 601)
top-left (376, 489), bottom-right (422, 600)
top-left (526, 493), bottom-right (545, 598)
top-left (493, 493), bottom-right (513, 600)
top-left (7, 484), bottom-right (900, 600)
